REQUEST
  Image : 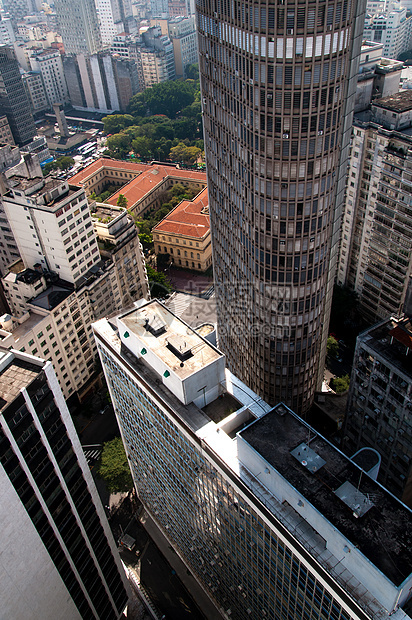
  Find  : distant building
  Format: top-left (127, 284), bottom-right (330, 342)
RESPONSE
top-left (63, 52), bottom-right (139, 113)
top-left (344, 316), bottom-right (412, 507)
top-left (2, 0), bottom-right (37, 24)
top-left (0, 115), bottom-right (15, 145)
top-left (95, 299), bottom-right (412, 620)
top-left (28, 48), bottom-right (69, 107)
top-left (53, 0), bottom-right (102, 55)
top-left (0, 46), bottom-right (36, 146)
top-left (22, 71), bottom-right (49, 114)
top-left (139, 26), bottom-right (175, 88)
top-left (0, 347), bottom-right (129, 619)
top-left (95, 0), bottom-right (135, 47)
top-left (364, 5), bottom-right (412, 59)
top-left (153, 187), bottom-right (212, 272)
top-left (168, 16), bottom-right (197, 79)
top-left (0, 14), bottom-right (15, 45)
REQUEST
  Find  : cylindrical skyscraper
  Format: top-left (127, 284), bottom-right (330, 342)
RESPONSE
top-left (197, 0), bottom-right (365, 414)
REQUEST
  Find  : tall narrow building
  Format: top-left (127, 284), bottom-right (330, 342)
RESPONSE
top-left (197, 1), bottom-right (365, 414)
top-left (54, 0), bottom-right (102, 55)
top-left (0, 348), bottom-right (129, 618)
top-left (0, 46), bottom-right (36, 146)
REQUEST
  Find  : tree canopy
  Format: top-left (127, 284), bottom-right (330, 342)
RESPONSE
top-left (146, 265), bottom-right (171, 298)
top-left (117, 194), bottom-right (128, 208)
top-left (128, 79), bottom-right (198, 119)
top-left (43, 156), bottom-right (75, 175)
top-left (98, 437), bottom-right (133, 494)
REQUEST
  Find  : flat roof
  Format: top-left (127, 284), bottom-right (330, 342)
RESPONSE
top-left (0, 353), bottom-right (42, 411)
top-left (153, 187), bottom-right (209, 239)
top-left (119, 299), bottom-right (222, 379)
top-left (359, 317), bottom-right (412, 377)
top-left (373, 90), bottom-right (412, 113)
top-left (240, 404), bottom-right (412, 586)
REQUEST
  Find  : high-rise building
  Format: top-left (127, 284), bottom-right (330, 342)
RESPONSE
top-left (197, 2), bottom-right (366, 414)
top-left (94, 299), bottom-right (412, 620)
top-left (0, 46), bottom-right (36, 146)
top-left (2, 0), bottom-right (37, 24)
top-left (344, 315), bottom-right (412, 507)
top-left (337, 90), bottom-right (412, 324)
top-left (95, 0), bottom-right (135, 48)
top-left (53, 0), bottom-right (102, 55)
top-left (0, 347), bottom-right (129, 618)
top-left (28, 48), bottom-right (69, 108)
top-left (168, 15), bottom-right (198, 79)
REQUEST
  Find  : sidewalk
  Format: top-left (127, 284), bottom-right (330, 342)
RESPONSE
top-left (140, 511), bottom-right (225, 620)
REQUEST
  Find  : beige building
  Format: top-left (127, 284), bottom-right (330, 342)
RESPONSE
top-left (153, 187), bottom-right (212, 272)
top-left (0, 172), bottom-right (148, 402)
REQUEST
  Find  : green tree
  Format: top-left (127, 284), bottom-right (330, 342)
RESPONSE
top-left (106, 133), bottom-right (131, 158)
top-left (98, 437), bottom-right (133, 493)
top-left (56, 156), bottom-right (75, 171)
top-left (330, 374), bottom-right (350, 393)
top-left (138, 232), bottom-right (153, 251)
top-left (169, 142), bottom-right (189, 162)
top-left (43, 161), bottom-right (57, 175)
top-left (128, 80), bottom-right (197, 119)
top-left (117, 194), bottom-right (128, 208)
top-left (327, 336), bottom-right (339, 358)
top-left (146, 265), bottom-right (171, 298)
top-left (102, 114), bottom-right (135, 135)
top-left (185, 63), bottom-right (199, 80)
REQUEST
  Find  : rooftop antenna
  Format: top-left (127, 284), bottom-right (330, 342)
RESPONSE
top-left (356, 469), bottom-right (363, 492)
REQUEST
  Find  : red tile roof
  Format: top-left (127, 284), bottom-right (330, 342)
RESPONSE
top-left (107, 164), bottom-right (207, 210)
top-left (70, 158), bottom-right (146, 185)
top-left (152, 187), bottom-right (209, 239)
top-left (70, 158), bottom-right (207, 213)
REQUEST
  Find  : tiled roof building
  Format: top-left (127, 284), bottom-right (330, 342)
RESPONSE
top-left (153, 187), bottom-right (212, 271)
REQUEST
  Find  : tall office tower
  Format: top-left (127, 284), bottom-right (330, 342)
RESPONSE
top-left (53, 0), bottom-right (102, 55)
top-left (197, 2), bottom-right (365, 414)
top-left (0, 348), bottom-right (129, 618)
top-left (0, 46), bottom-right (36, 146)
top-left (94, 300), bottom-right (412, 620)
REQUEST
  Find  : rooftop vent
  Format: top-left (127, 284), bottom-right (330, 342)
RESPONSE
top-left (166, 334), bottom-right (193, 361)
top-left (144, 315), bottom-right (166, 337)
top-left (290, 442), bottom-right (326, 474)
top-left (334, 480), bottom-right (374, 518)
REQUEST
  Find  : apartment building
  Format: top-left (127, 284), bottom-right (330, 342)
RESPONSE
top-left (168, 16), bottom-right (197, 78)
top-left (344, 316), bottom-right (412, 507)
top-left (94, 300), bottom-right (412, 620)
top-left (28, 48), bottom-right (69, 108)
top-left (0, 347), bottom-right (129, 618)
top-left (22, 71), bottom-right (50, 115)
top-left (338, 91), bottom-right (412, 323)
top-left (0, 173), bottom-right (148, 401)
top-left (198, 0), bottom-right (366, 413)
top-left (0, 115), bottom-right (15, 145)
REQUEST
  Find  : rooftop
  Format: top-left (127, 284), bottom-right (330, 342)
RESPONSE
top-left (0, 352), bottom-right (42, 411)
top-left (359, 316), bottom-right (412, 376)
top-left (240, 403), bottom-right (412, 586)
top-left (119, 300), bottom-right (222, 380)
top-left (70, 158), bottom-right (207, 212)
top-left (165, 292), bottom-right (216, 330)
top-left (153, 187), bottom-right (209, 239)
top-left (30, 283), bottom-right (72, 311)
top-left (107, 164), bottom-right (207, 211)
top-left (373, 90), bottom-right (412, 113)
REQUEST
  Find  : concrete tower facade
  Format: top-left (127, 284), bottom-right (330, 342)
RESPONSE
top-left (54, 0), bottom-right (102, 55)
top-left (197, 0), bottom-right (366, 414)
